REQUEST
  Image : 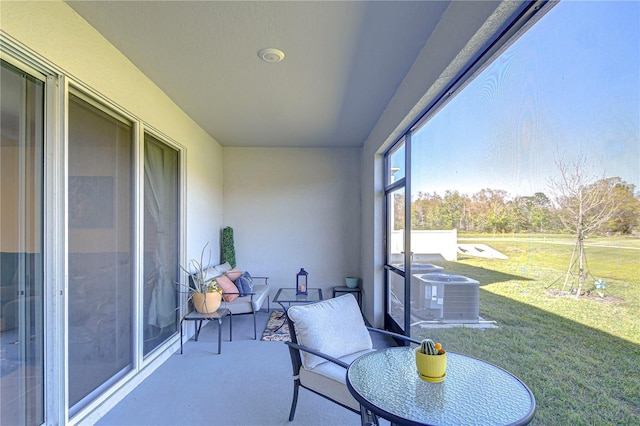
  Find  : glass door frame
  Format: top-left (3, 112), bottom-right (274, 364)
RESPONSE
top-left (1, 38), bottom-right (188, 424)
top-left (0, 52), bottom-right (58, 426)
top-left (383, 135), bottom-right (412, 335)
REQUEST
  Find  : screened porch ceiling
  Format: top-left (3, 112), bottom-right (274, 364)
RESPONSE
top-left (66, 1), bottom-right (525, 148)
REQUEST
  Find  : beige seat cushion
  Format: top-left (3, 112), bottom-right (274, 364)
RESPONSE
top-left (299, 348), bottom-right (374, 411)
top-left (222, 284), bottom-right (268, 314)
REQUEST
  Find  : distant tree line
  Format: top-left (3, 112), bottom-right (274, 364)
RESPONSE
top-left (395, 177), bottom-right (640, 235)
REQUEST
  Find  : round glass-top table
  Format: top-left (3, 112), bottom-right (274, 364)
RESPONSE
top-left (347, 347), bottom-right (535, 426)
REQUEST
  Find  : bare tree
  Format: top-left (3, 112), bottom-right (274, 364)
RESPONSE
top-left (548, 156), bottom-right (620, 297)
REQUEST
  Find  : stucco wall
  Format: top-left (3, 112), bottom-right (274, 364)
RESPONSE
top-left (390, 230), bottom-right (458, 262)
top-left (223, 147), bottom-right (361, 300)
top-left (0, 0), bottom-right (223, 259)
top-left (1, 3), bottom-right (224, 422)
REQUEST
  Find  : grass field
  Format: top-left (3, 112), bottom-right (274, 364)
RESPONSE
top-left (410, 234), bottom-right (640, 425)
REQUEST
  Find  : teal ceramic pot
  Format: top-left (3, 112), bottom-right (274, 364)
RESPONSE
top-left (345, 277), bottom-right (359, 288)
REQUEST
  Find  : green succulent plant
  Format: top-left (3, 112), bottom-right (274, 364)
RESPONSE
top-left (418, 338), bottom-right (445, 355)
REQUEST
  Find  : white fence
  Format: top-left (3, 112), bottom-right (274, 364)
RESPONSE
top-left (390, 229), bottom-right (458, 261)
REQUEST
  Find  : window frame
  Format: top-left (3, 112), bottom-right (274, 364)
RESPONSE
top-left (381, 0), bottom-right (554, 336)
top-left (0, 36), bottom-right (188, 424)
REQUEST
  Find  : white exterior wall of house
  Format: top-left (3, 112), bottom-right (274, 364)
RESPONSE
top-left (1, 1), bottom-right (224, 423)
top-left (222, 147), bottom-right (361, 297)
top-left (1, 1), bottom-right (224, 259)
top-left (359, 145), bottom-right (385, 326)
top-left (390, 230), bottom-right (458, 262)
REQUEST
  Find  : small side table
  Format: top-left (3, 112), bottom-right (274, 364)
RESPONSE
top-left (333, 286), bottom-right (362, 308)
top-left (274, 288), bottom-right (324, 312)
top-left (180, 308), bottom-right (232, 355)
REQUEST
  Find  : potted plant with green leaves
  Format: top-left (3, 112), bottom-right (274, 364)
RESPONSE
top-left (221, 226), bottom-right (236, 268)
top-left (415, 338), bottom-right (447, 382)
top-left (179, 242), bottom-right (222, 314)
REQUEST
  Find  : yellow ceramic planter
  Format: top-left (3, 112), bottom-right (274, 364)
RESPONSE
top-left (415, 349), bottom-right (447, 382)
top-left (193, 292), bottom-right (222, 314)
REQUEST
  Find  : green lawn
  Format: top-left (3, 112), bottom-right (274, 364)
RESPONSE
top-left (410, 236), bottom-right (640, 425)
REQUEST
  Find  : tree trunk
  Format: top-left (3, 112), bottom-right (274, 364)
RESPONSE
top-left (563, 241), bottom-right (578, 291)
top-left (575, 237), bottom-right (585, 298)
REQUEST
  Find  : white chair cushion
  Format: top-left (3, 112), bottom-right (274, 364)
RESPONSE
top-left (250, 284), bottom-right (269, 311)
top-left (288, 294), bottom-right (372, 369)
top-left (222, 284), bottom-right (268, 314)
top-left (299, 349), bottom-right (374, 411)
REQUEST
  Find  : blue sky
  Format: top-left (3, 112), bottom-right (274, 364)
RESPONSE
top-left (408, 0), bottom-right (639, 198)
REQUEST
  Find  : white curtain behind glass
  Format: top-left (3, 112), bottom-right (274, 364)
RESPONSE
top-left (144, 136), bottom-right (178, 329)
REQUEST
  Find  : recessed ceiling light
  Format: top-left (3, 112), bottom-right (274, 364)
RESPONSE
top-left (258, 48), bottom-right (285, 63)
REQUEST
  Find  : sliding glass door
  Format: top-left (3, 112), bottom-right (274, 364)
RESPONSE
top-left (0, 60), bottom-right (45, 426)
top-left (143, 133), bottom-right (179, 356)
top-left (67, 93), bottom-right (134, 413)
top-left (1, 49), bottom-right (186, 422)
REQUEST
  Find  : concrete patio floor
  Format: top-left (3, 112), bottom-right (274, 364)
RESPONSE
top-left (96, 310), bottom-right (394, 426)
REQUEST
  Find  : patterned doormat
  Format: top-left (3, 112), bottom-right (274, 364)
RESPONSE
top-left (261, 310), bottom-right (290, 342)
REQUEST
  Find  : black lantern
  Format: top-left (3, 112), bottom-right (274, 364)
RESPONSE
top-left (296, 268), bottom-right (308, 295)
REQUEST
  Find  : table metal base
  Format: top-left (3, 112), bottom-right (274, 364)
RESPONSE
top-left (180, 308), bottom-right (232, 355)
